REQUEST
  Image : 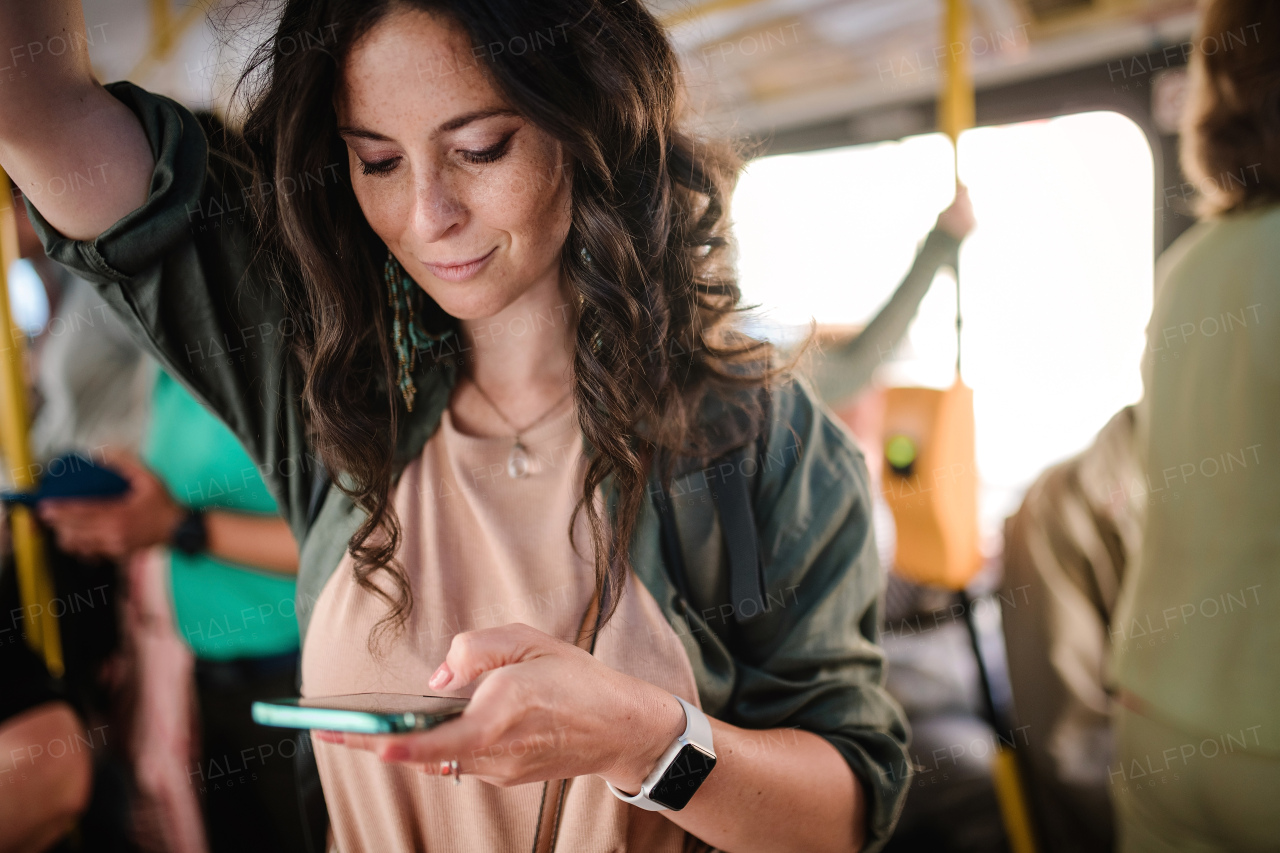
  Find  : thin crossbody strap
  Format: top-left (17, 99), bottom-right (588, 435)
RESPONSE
top-left (531, 571), bottom-right (604, 853)
top-left (652, 444), bottom-right (768, 627)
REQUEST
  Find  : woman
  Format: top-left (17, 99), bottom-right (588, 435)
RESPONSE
top-left (0, 2), bottom-right (909, 851)
top-left (1109, 0), bottom-right (1280, 850)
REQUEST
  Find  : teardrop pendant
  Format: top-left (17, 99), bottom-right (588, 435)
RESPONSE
top-left (507, 440), bottom-right (530, 479)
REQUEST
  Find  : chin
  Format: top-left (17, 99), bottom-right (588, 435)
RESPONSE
top-left (418, 280), bottom-right (521, 323)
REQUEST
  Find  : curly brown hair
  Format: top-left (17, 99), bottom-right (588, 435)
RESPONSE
top-left (1182, 0), bottom-right (1280, 217)
top-left (235, 0), bottom-right (772, 644)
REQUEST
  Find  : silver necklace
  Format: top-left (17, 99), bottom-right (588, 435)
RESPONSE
top-left (466, 379), bottom-right (573, 479)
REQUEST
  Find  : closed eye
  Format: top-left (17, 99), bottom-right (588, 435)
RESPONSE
top-left (460, 131), bottom-right (515, 165)
top-left (360, 157), bottom-right (400, 177)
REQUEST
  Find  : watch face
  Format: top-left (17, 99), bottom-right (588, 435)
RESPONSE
top-left (648, 743), bottom-right (717, 811)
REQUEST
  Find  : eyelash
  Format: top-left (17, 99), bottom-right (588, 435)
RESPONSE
top-left (358, 133), bottom-right (514, 177)
top-left (460, 134), bottom-right (514, 165)
top-left (360, 158), bottom-right (398, 176)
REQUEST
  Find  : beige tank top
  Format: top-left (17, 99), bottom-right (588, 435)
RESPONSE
top-left (301, 400), bottom-right (704, 852)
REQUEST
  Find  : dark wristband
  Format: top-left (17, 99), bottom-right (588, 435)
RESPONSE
top-left (170, 509), bottom-right (208, 556)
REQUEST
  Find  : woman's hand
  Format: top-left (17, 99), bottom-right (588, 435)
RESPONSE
top-left (37, 452), bottom-right (183, 560)
top-left (325, 623), bottom-right (686, 790)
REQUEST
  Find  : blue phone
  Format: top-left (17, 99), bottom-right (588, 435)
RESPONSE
top-left (252, 693), bottom-right (469, 734)
top-left (1, 452), bottom-right (129, 506)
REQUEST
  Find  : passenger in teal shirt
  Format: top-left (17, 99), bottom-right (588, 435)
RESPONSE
top-left (37, 365), bottom-right (307, 853)
top-left (143, 369), bottom-right (298, 660)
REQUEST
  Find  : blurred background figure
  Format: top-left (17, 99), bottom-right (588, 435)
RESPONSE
top-left (0, 179), bottom-right (154, 853)
top-left (3, 110), bottom-right (305, 852)
top-left (810, 184), bottom-right (976, 410)
top-left (1108, 0), bottom-right (1280, 850)
top-left (38, 372), bottom-right (305, 853)
top-left (1000, 405), bottom-right (1144, 853)
top-left (800, 186), bottom-right (1018, 853)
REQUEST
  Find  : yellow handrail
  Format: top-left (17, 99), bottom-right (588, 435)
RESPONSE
top-left (939, 0), bottom-right (976, 165)
top-left (0, 170), bottom-right (62, 676)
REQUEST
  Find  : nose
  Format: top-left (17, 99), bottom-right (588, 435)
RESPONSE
top-left (409, 166), bottom-right (466, 243)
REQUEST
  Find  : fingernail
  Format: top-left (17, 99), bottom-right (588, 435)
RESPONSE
top-left (313, 730), bottom-right (344, 744)
top-left (382, 744), bottom-right (410, 762)
top-left (428, 662), bottom-right (452, 689)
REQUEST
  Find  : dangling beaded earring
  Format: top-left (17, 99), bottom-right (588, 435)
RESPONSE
top-left (385, 251), bottom-right (452, 412)
top-left (576, 245), bottom-right (604, 355)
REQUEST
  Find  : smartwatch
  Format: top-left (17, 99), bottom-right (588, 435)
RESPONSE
top-left (170, 509), bottom-right (208, 556)
top-left (606, 695), bottom-right (717, 811)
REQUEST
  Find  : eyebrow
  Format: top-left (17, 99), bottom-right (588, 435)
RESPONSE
top-left (337, 108), bottom-right (520, 142)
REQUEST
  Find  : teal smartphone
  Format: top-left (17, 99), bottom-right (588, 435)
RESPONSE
top-left (251, 693), bottom-right (469, 734)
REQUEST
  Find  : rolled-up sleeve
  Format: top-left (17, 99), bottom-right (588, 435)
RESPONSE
top-left (729, 378), bottom-right (911, 851)
top-left (25, 81), bottom-right (313, 538)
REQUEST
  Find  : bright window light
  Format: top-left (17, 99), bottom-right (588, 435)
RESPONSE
top-left (6, 258), bottom-right (49, 337)
top-left (733, 111), bottom-right (1155, 533)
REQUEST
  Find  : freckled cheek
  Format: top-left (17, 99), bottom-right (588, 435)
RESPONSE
top-left (475, 162), bottom-right (570, 248)
top-left (351, 179), bottom-right (411, 246)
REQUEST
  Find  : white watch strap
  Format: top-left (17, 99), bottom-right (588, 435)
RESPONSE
top-left (606, 696), bottom-right (714, 812)
top-left (678, 696), bottom-right (713, 753)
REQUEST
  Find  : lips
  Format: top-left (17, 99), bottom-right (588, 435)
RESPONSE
top-left (422, 247), bottom-right (496, 282)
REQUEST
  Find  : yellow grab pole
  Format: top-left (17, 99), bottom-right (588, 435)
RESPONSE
top-left (991, 749), bottom-right (1038, 853)
top-left (937, 3), bottom-right (1037, 852)
top-left (939, 0), bottom-right (975, 167)
top-left (0, 170), bottom-right (62, 676)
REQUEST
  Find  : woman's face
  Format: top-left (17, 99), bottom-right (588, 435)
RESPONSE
top-left (336, 8), bottom-right (573, 321)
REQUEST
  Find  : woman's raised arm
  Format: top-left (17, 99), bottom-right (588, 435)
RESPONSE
top-left (0, 2), bottom-right (153, 240)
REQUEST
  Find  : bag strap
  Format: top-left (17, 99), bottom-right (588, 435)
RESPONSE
top-left (651, 442), bottom-right (769, 627)
top-left (709, 445), bottom-right (769, 625)
top-left (652, 481), bottom-right (692, 604)
top-left (305, 459), bottom-right (330, 531)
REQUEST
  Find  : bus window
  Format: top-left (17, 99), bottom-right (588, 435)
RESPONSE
top-left (734, 110), bottom-right (1154, 534)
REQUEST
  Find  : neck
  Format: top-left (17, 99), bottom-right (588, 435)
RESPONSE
top-left (451, 272), bottom-right (576, 435)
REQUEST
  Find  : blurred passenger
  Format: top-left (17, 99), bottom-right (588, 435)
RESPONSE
top-left (0, 184), bottom-right (152, 853)
top-left (810, 184), bottom-right (976, 413)
top-left (39, 370), bottom-right (306, 853)
top-left (1001, 406), bottom-right (1143, 853)
top-left (21, 105), bottom-right (306, 853)
top-left (1109, 1), bottom-right (1280, 850)
top-left (0, 516), bottom-right (93, 853)
top-left (800, 187), bottom-right (1014, 853)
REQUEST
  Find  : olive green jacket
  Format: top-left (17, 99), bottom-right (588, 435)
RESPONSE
top-left (31, 82), bottom-right (911, 849)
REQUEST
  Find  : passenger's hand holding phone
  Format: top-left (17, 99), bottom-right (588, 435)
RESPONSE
top-left (37, 451), bottom-right (183, 560)
top-left (324, 622), bottom-right (687, 793)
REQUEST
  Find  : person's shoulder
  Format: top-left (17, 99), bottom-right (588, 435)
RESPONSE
top-left (756, 373), bottom-right (869, 503)
top-left (1157, 203), bottom-right (1280, 301)
top-left (1164, 203), bottom-right (1280, 266)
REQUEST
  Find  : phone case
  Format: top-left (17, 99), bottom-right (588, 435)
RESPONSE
top-left (252, 694), bottom-right (468, 733)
